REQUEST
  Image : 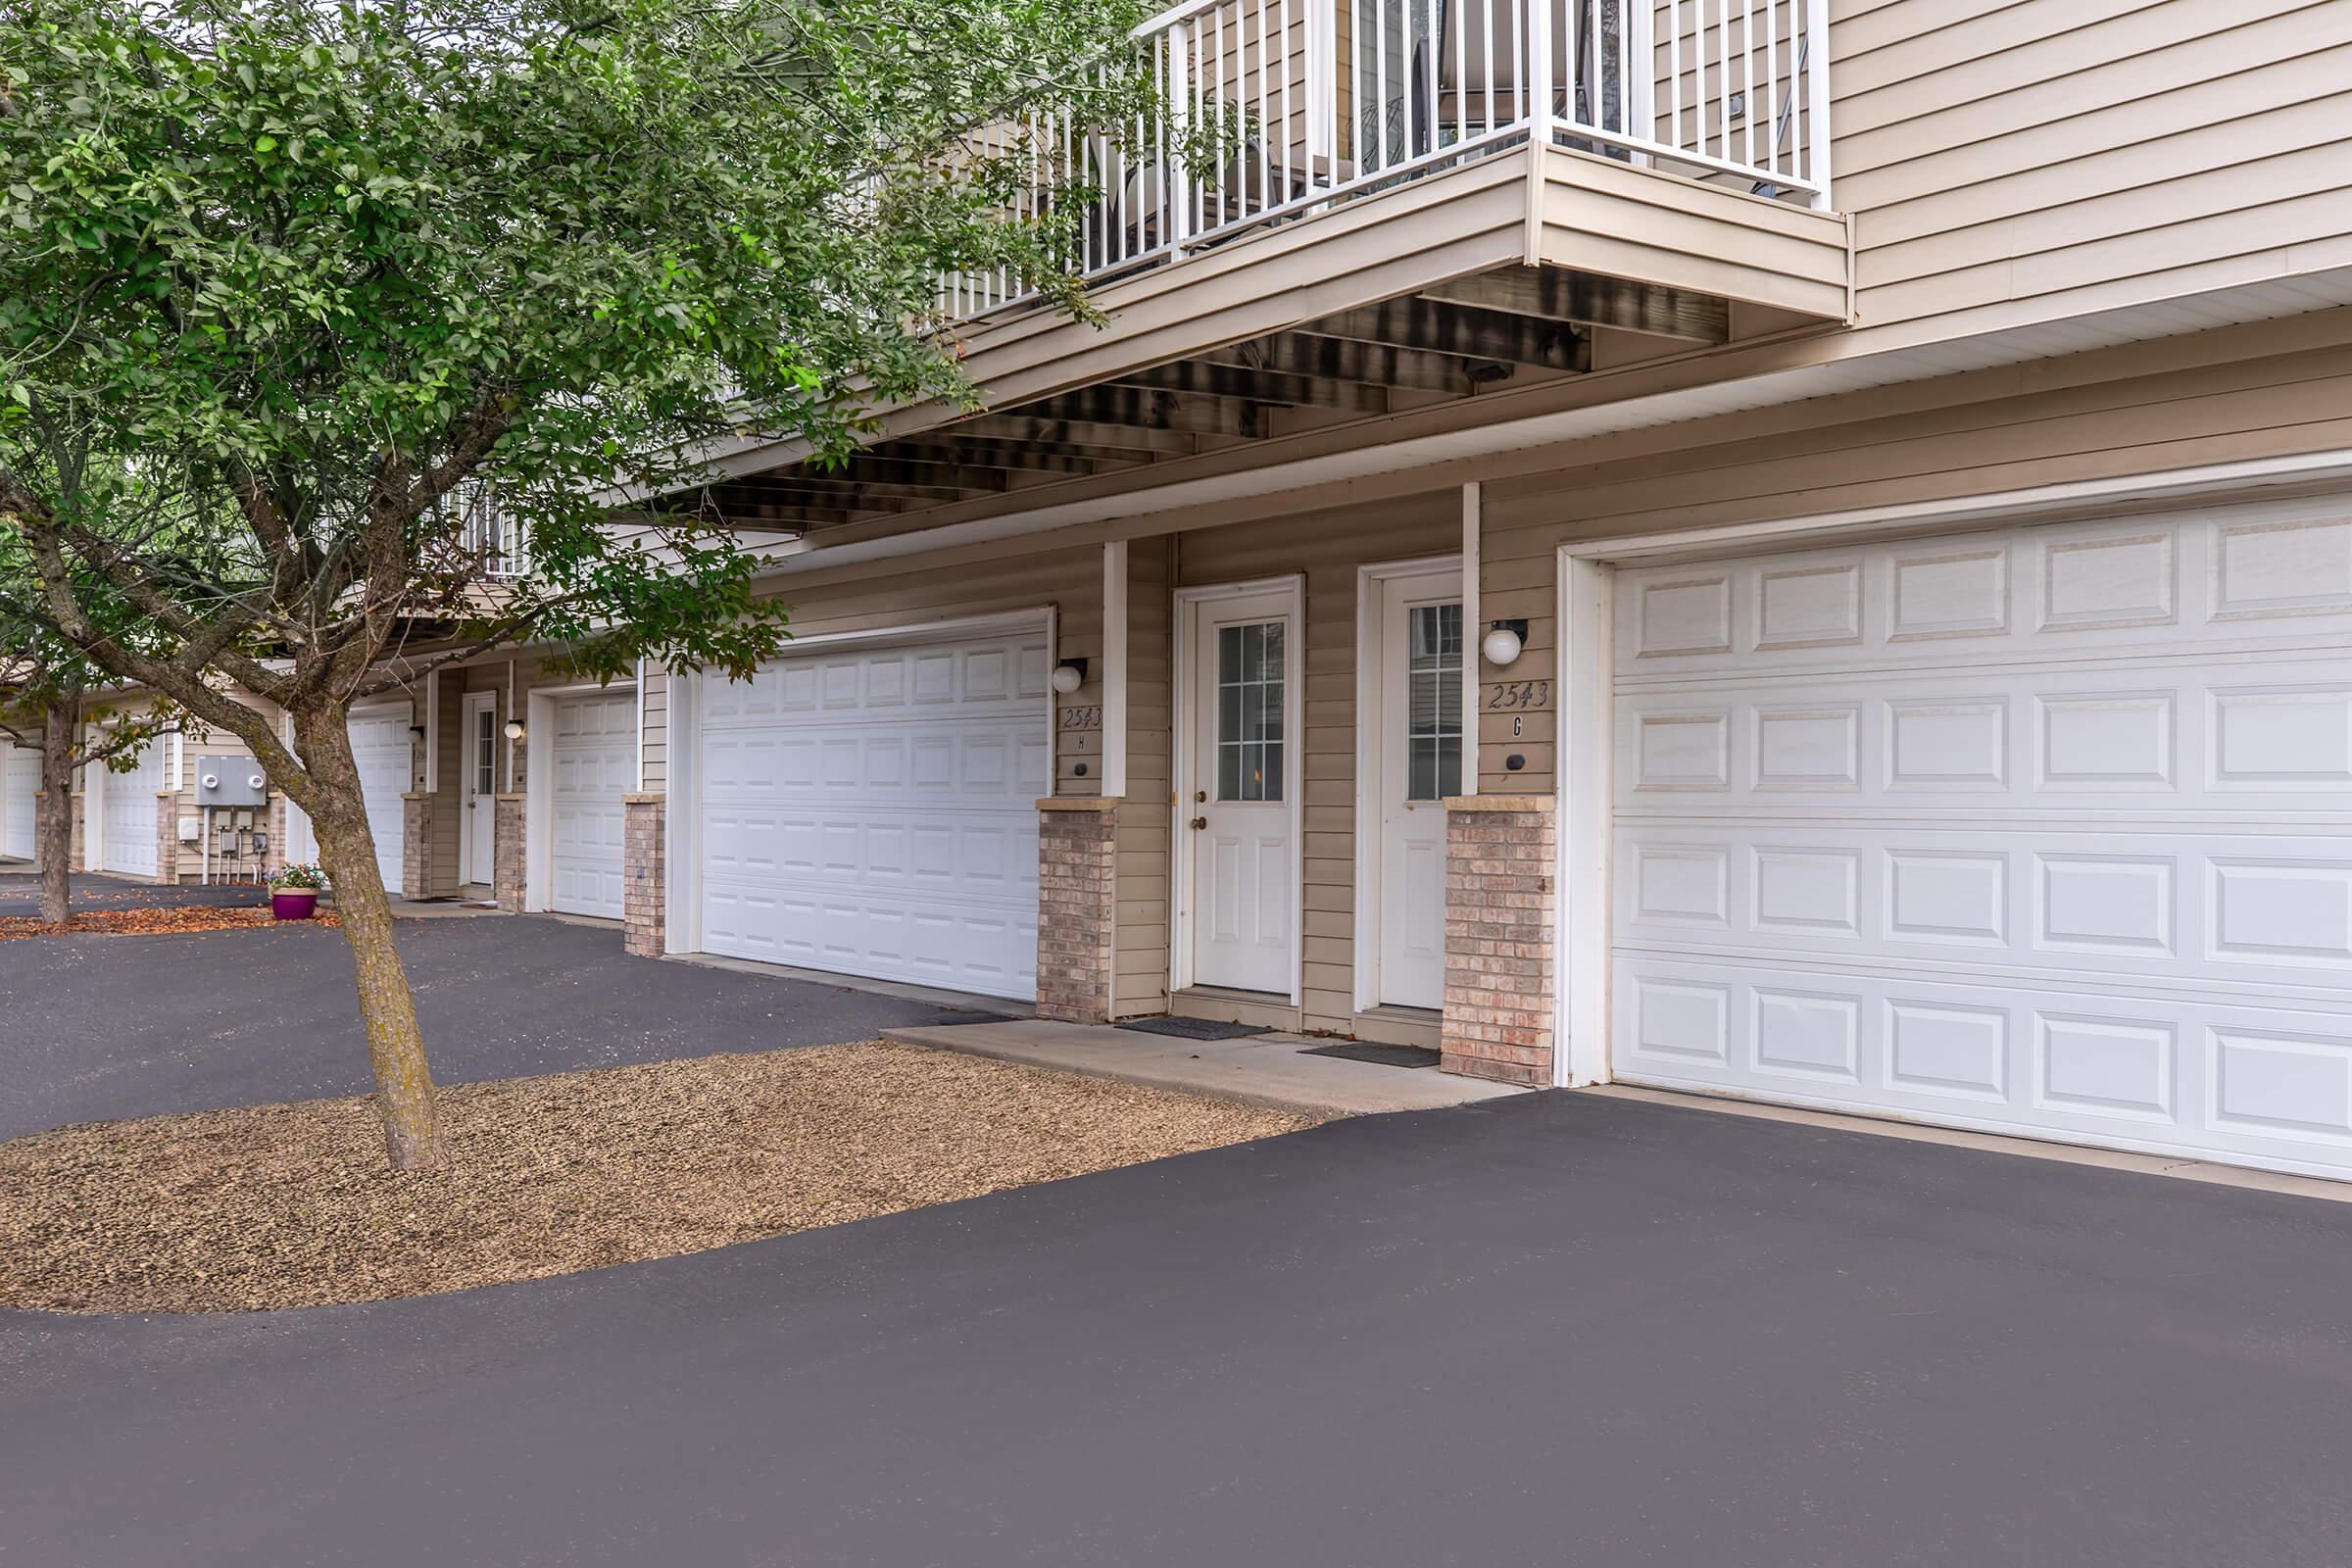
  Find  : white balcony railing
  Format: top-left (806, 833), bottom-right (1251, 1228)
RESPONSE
top-left (943, 0), bottom-right (1831, 319)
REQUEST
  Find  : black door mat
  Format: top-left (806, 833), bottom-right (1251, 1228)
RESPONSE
top-left (1300, 1041), bottom-right (1443, 1069)
top-left (1115, 1016), bottom-right (1271, 1041)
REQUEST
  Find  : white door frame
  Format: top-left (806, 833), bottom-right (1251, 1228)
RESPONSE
top-left (460, 689), bottom-right (498, 887)
top-left (1547, 452), bottom-right (2352, 1091)
top-left (523, 680), bottom-right (635, 915)
top-left (660, 607), bottom-right (1056, 957)
top-left (1169, 575), bottom-right (1306, 1002)
top-left (1352, 555), bottom-right (1464, 1013)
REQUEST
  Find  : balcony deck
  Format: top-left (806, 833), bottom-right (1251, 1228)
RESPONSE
top-left (684, 0), bottom-right (1852, 537)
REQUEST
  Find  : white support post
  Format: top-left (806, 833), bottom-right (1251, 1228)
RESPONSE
top-left (1460, 482), bottom-right (1481, 801)
top-left (1102, 541), bottom-right (1130, 800)
top-left (1527, 0), bottom-right (1555, 137)
top-left (421, 668), bottom-right (439, 793)
top-left (1803, 0), bottom-right (1832, 208)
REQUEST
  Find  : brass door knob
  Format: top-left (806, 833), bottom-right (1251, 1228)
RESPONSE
top-left (1190, 816), bottom-right (1208, 830)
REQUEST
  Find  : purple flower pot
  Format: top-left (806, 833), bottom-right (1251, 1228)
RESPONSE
top-left (270, 890), bottom-right (318, 921)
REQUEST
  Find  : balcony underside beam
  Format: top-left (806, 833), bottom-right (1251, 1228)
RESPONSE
top-left (1197, 332), bottom-right (1510, 395)
top-left (1420, 268), bottom-right (1730, 343)
top-left (1298, 296), bottom-right (1588, 373)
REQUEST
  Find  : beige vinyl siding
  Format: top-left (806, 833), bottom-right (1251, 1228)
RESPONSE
top-left (1476, 330), bottom-right (2352, 793)
top-left (639, 669), bottom-right (666, 792)
top-left (1114, 536), bottom-right (1177, 1019)
top-left (1171, 491), bottom-right (1457, 1034)
top-left (1836, 0), bottom-right (2352, 333)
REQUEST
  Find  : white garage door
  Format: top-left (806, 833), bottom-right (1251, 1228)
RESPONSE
top-left (99, 739), bottom-right (167, 878)
top-left (550, 691), bottom-right (633, 918)
top-left (348, 705), bottom-right (412, 892)
top-left (697, 628), bottom-right (1049, 1000)
top-left (1610, 500), bottom-right (2352, 1179)
top-left (3, 743), bottom-right (35, 860)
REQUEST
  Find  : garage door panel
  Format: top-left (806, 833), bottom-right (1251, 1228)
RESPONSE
top-left (1616, 658), bottom-right (2352, 815)
top-left (1611, 501), bottom-right (2352, 1179)
top-left (99, 743), bottom-right (167, 877)
top-left (549, 691), bottom-right (633, 919)
top-left (697, 629), bottom-right (1046, 1002)
top-left (702, 722), bottom-right (1048, 808)
top-left (1615, 953), bottom-right (2352, 1178)
top-left (1615, 506), bottom-right (2352, 675)
top-left (701, 635), bottom-right (1049, 726)
top-left (1619, 825), bottom-right (2352, 997)
top-left (701, 878), bottom-right (1037, 997)
top-left (2, 745), bottom-right (36, 859)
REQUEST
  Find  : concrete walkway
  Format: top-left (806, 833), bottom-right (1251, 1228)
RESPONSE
top-left (884, 1018), bottom-right (1525, 1115)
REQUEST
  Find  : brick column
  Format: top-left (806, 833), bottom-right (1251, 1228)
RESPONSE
top-left (493, 793), bottom-right (526, 911)
top-left (1442, 795), bottom-right (1558, 1085)
top-left (265, 794), bottom-right (289, 878)
top-left (154, 793), bottom-right (180, 885)
top-left (1036, 797), bottom-right (1118, 1023)
top-left (400, 792), bottom-right (433, 901)
top-left (622, 794), bottom-right (665, 956)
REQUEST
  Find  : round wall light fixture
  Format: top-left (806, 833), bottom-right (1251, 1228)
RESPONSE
top-left (1051, 659), bottom-right (1089, 696)
top-left (1482, 619), bottom-right (1529, 668)
top-left (503, 719), bottom-right (526, 742)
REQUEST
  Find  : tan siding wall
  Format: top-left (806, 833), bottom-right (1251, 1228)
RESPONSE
top-left (1837, 0), bottom-right (2352, 335)
top-left (1114, 537), bottom-right (1175, 1019)
top-left (1172, 492), bottom-right (1459, 1034)
top-left (1476, 333), bottom-right (2352, 793)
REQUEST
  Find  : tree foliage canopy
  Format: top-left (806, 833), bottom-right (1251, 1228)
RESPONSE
top-left (0, 0), bottom-right (1154, 716)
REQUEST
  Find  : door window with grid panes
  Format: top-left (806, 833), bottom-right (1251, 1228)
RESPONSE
top-left (1215, 620), bottom-right (1285, 802)
top-left (475, 707), bottom-right (497, 796)
top-left (1404, 603), bottom-right (1462, 800)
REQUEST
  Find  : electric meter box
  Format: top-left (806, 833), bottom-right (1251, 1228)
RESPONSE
top-left (192, 758), bottom-right (270, 808)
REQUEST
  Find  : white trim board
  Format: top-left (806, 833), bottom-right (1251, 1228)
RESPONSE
top-left (1169, 575), bottom-right (1306, 1004)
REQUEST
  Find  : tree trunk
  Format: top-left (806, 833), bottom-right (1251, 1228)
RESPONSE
top-left (36, 696), bottom-right (74, 928)
top-left (292, 706), bottom-right (448, 1171)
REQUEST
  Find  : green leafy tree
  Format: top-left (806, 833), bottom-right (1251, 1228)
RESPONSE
top-left (0, 0), bottom-right (1157, 1167)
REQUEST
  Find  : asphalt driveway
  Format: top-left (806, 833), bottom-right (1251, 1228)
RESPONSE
top-left (0, 888), bottom-right (1001, 1140)
top-left (6, 1088), bottom-right (2351, 1566)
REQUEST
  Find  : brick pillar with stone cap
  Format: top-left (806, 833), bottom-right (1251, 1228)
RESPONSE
top-left (401, 792), bottom-right (435, 901)
top-left (154, 792), bottom-right (181, 885)
top-left (493, 793), bottom-right (526, 912)
top-left (1441, 795), bottom-right (1558, 1085)
top-left (622, 793), bottom-right (665, 956)
top-left (1036, 797), bottom-right (1118, 1023)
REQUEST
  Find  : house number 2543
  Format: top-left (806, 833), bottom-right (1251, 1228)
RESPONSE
top-left (1485, 680), bottom-right (1550, 711)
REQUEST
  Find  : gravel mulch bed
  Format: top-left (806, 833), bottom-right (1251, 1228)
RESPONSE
top-left (0, 906), bottom-right (341, 941)
top-left (0, 1041), bottom-right (1318, 1314)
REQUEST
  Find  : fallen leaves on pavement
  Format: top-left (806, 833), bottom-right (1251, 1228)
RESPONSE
top-left (0, 906), bottom-right (343, 940)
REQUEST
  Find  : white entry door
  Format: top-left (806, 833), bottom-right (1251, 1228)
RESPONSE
top-left (1186, 589), bottom-right (1298, 996)
top-left (549, 690), bottom-right (632, 918)
top-left (462, 692), bottom-right (499, 887)
top-left (2, 743), bottom-right (36, 859)
top-left (99, 737), bottom-right (166, 877)
top-left (1607, 500), bottom-right (2352, 1179)
top-left (347, 704), bottom-right (412, 891)
top-left (697, 628), bottom-right (1048, 1000)
top-left (1374, 569), bottom-right (1462, 1009)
